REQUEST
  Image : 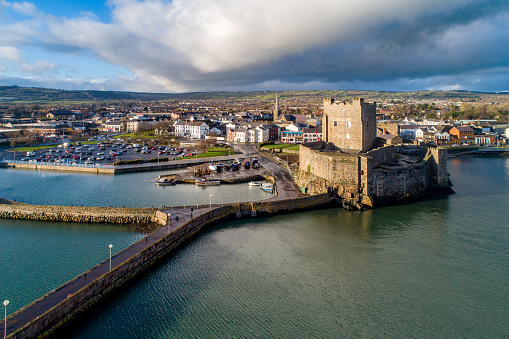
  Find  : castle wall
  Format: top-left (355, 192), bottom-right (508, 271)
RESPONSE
top-left (367, 163), bottom-right (433, 204)
top-left (298, 144), bottom-right (451, 209)
top-left (430, 147), bottom-right (449, 186)
top-left (365, 145), bottom-right (396, 167)
top-left (298, 145), bottom-right (362, 195)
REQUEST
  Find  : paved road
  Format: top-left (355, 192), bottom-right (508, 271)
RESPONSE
top-left (233, 143), bottom-right (304, 200)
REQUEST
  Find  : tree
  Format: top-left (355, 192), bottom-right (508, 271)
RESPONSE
top-left (69, 130), bottom-right (80, 142)
top-left (26, 132), bottom-right (37, 150)
top-left (6, 131), bottom-right (21, 150)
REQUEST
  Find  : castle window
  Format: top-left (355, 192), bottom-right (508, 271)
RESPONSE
top-left (346, 121), bottom-right (351, 128)
top-left (334, 121), bottom-right (337, 127)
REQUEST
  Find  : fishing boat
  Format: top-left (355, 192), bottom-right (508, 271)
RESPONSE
top-left (156, 178), bottom-right (176, 185)
top-left (195, 179), bottom-right (221, 186)
top-left (260, 183), bottom-right (274, 193)
top-left (248, 181), bottom-right (262, 186)
top-left (208, 162), bottom-right (217, 172)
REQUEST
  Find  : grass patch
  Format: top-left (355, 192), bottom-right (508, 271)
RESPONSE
top-left (286, 146), bottom-right (300, 151)
top-left (261, 144), bottom-right (290, 149)
top-left (13, 145), bottom-right (58, 152)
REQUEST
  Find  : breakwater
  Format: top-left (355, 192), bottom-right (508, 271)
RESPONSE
top-left (5, 154), bottom-right (246, 175)
top-left (0, 198), bottom-right (157, 224)
top-left (1, 193), bottom-right (335, 338)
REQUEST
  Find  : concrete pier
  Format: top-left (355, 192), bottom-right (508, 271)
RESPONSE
top-left (0, 194), bottom-right (335, 338)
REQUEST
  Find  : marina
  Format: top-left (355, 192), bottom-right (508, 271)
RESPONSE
top-left (0, 157), bottom-right (507, 338)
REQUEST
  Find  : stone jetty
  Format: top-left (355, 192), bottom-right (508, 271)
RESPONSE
top-left (0, 198), bottom-right (157, 224)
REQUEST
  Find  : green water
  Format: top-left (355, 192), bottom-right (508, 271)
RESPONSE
top-left (0, 220), bottom-right (144, 311)
top-left (58, 157), bottom-right (507, 338)
top-left (2, 158), bottom-right (508, 338)
top-left (0, 168), bottom-right (271, 207)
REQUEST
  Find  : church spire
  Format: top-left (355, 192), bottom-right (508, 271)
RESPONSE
top-left (274, 92), bottom-right (279, 122)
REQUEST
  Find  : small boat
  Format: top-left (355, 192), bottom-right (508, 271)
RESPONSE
top-left (195, 179), bottom-right (221, 186)
top-left (260, 183), bottom-right (274, 193)
top-left (248, 181), bottom-right (262, 186)
top-left (208, 162), bottom-right (217, 172)
top-left (156, 178), bottom-right (176, 185)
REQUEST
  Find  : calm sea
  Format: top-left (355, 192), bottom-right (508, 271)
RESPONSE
top-left (1, 158), bottom-right (508, 338)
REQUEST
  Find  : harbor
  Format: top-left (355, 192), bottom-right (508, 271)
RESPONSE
top-left (1, 157), bottom-right (508, 338)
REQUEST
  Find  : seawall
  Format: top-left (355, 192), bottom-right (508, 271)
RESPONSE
top-left (5, 154), bottom-right (247, 175)
top-left (0, 199), bottom-right (157, 224)
top-left (1, 194), bottom-right (335, 338)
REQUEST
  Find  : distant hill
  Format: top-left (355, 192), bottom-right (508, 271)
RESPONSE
top-left (0, 85), bottom-right (507, 105)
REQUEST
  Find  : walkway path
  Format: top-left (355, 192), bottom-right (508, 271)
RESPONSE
top-left (233, 143), bottom-right (304, 200)
top-left (1, 206), bottom-right (210, 338)
top-left (1, 144), bottom-right (305, 338)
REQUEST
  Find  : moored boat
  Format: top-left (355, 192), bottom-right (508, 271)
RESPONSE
top-left (208, 162), bottom-right (217, 172)
top-left (248, 181), bottom-right (261, 186)
top-left (156, 178), bottom-right (176, 185)
top-left (195, 179), bottom-right (221, 186)
top-left (260, 183), bottom-right (274, 193)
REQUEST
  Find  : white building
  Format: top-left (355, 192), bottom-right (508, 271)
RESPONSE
top-left (187, 121), bottom-right (209, 139)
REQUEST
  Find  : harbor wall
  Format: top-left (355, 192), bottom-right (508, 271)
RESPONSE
top-left (3, 194), bottom-right (335, 338)
top-left (6, 162), bottom-right (115, 174)
top-left (6, 206), bottom-right (237, 339)
top-left (0, 200), bottom-right (157, 224)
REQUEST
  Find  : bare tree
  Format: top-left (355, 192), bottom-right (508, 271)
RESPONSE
top-left (6, 131), bottom-right (21, 150)
top-left (69, 130), bottom-right (80, 142)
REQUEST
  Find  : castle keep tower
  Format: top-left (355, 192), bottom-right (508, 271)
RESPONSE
top-left (322, 98), bottom-right (377, 153)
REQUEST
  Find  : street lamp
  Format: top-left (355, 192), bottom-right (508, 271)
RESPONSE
top-left (108, 244), bottom-right (113, 270)
top-left (3, 300), bottom-right (8, 339)
top-left (209, 194), bottom-right (212, 211)
top-left (168, 213), bottom-right (171, 235)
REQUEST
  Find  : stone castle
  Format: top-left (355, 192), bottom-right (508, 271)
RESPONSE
top-left (296, 98), bottom-right (452, 209)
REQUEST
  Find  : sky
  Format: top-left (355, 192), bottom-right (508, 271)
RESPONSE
top-left (0, 0), bottom-right (508, 93)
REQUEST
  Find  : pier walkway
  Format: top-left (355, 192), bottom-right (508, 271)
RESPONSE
top-left (0, 205), bottom-right (215, 338)
top-left (0, 144), bottom-right (312, 338)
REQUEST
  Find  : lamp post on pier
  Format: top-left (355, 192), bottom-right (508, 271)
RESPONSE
top-left (3, 300), bottom-right (9, 339)
top-left (209, 194), bottom-right (212, 211)
top-left (109, 244), bottom-right (113, 271)
top-left (168, 213), bottom-right (171, 235)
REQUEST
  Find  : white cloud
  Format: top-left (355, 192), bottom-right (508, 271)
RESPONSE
top-left (19, 60), bottom-right (56, 74)
top-left (11, 1), bottom-right (37, 16)
top-left (0, 45), bottom-right (20, 61)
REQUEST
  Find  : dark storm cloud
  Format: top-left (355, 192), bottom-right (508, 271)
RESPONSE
top-left (2, 0), bottom-right (509, 92)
